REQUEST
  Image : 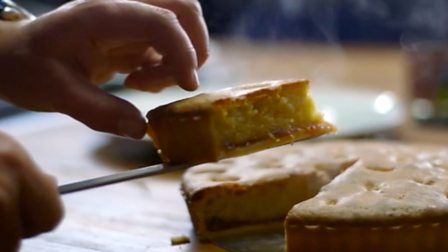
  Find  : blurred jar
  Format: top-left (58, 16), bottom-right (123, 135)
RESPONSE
top-left (407, 41), bottom-right (448, 126)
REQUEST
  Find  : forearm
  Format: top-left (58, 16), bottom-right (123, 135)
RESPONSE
top-left (0, 20), bottom-right (31, 104)
top-left (0, 0), bottom-right (34, 44)
top-left (0, 0), bottom-right (35, 98)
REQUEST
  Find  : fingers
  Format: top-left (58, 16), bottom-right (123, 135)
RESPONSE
top-left (54, 69), bottom-right (146, 139)
top-left (105, 42), bottom-right (153, 74)
top-left (136, 0), bottom-right (209, 67)
top-left (125, 64), bottom-right (177, 92)
top-left (0, 177), bottom-right (21, 252)
top-left (0, 132), bottom-right (64, 250)
top-left (27, 0), bottom-right (208, 92)
top-left (77, 1), bottom-right (200, 91)
top-left (20, 174), bottom-right (63, 238)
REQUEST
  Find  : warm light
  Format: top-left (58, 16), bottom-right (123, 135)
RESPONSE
top-left (321, 107), bottom-right (337, 124)
top-left (374, 92), bottom-right (395, 114)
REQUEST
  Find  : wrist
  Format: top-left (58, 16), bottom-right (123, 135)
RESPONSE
top-left (0, 1), bottom-right (34, 48)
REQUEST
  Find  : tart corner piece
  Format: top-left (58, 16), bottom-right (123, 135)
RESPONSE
top-left (285, 141), bottom-right (448, 252)
top-left (146, 79), bottom-right (335, 164)
top-left (180, 142), bottom-right (352, 240)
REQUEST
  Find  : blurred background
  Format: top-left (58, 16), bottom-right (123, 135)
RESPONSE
top-left (6, 0), bottom-right (448, 140)
top-left (17, 0), bottom-right (448, 43)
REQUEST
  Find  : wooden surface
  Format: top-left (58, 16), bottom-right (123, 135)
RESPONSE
top-left (4, 114), bottom-right (223, 252)
top-left (1, 39), bottom-right (447, 252)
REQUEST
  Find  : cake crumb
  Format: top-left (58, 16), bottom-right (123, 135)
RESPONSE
top-left (170, 235), bottom-right (191, 246)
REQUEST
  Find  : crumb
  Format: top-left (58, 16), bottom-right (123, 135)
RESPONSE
top-left (170, 235), bottom-right (191, 246)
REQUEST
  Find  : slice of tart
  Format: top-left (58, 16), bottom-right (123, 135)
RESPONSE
top-left (181, 142), bottom-right (355, 240)
top-left (285, 141), bottom-right (448, 252)
top-left (146, 79), bottom-right (335, 164)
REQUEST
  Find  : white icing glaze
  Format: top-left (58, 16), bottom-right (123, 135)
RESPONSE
top-left (290, 142), bottom-right (448, 221)
top-left (182, 141), bottom-right (355, 194)
top-left (184, 141), bottom-right (448, 222)
top-left (169, 79), bottom-right (308, 112)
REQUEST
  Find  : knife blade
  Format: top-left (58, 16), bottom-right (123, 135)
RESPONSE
top-left (58, 163), bottom-right (192, 195)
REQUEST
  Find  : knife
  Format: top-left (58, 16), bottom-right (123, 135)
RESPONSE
top-left (58, 163), bottom-right (193, 195)
top-left (58, 162), bottom-right (285, 251)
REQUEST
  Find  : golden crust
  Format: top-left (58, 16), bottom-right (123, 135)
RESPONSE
top-left (286, 221), bottom-right (448, 252)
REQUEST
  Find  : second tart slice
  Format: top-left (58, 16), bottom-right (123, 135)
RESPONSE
top-left (181, 143), bottom-right (354, 239)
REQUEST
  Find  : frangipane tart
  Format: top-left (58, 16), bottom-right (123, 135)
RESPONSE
top-left (286, 141), bottom-right (448, 252)
top-left (181, 140), bottom-right (448, 251)
top-left (146, 79), bottom-right (335, 164)
top-left (181, 142), bottom-right (355, 239)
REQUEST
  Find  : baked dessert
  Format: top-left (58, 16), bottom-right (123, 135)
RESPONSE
top-left (146, 79), bottom-right (335, 164)
top-left (181, 142), bottom-right (354, 239)
top-left (181, 141), bottom-right (448, 251)
top-left (286, 141), bottom-right (448, 252)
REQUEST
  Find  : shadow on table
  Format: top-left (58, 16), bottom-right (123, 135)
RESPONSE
top-left (93, 136), bottom-right (162, 170)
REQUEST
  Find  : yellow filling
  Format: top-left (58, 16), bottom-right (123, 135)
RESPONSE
top-left (212, 84), bottom-right (322, 150)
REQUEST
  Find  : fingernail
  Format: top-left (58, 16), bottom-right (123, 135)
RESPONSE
top-left (118, 119), bottom-right (146, 139)
top-left (193, 70), bottom-right (200, 87)
top-left (186, 70), bottom-right (199, 91)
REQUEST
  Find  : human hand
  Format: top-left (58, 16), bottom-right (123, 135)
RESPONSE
top-left (0, 131), bottom-right (63, 252)
top-left (0, 0), bottom-right (209, 138)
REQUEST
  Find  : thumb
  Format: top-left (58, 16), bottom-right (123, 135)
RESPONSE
top-left (54, 76), bottom-right (146, 139)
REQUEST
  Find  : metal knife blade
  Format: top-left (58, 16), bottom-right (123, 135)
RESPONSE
top-left (58, 163), bottom-right (192, 195)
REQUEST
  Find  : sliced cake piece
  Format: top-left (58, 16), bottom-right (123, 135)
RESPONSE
top-left (146, 79), bottom-right (335, 164)
top-left (286, 141), bottom-right (448, 252)
top-left (181, 142), bottom-right (356, 240)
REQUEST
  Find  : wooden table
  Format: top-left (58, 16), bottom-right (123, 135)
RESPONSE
top-left (1, 39), bottom-right (446, 252)
top-left (1, 113), bottom-right (222, 252)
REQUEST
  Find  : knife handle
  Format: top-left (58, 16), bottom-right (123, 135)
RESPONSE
top-left (58, 163), bottom-right (191, 195)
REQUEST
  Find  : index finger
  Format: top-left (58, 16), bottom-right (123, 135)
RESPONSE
top-left (138, 0), bottom-right (209, 67)
top-left (0, 132), bottom-right (64, 238)
top-left (57, 1), bottom-right (200, 91)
